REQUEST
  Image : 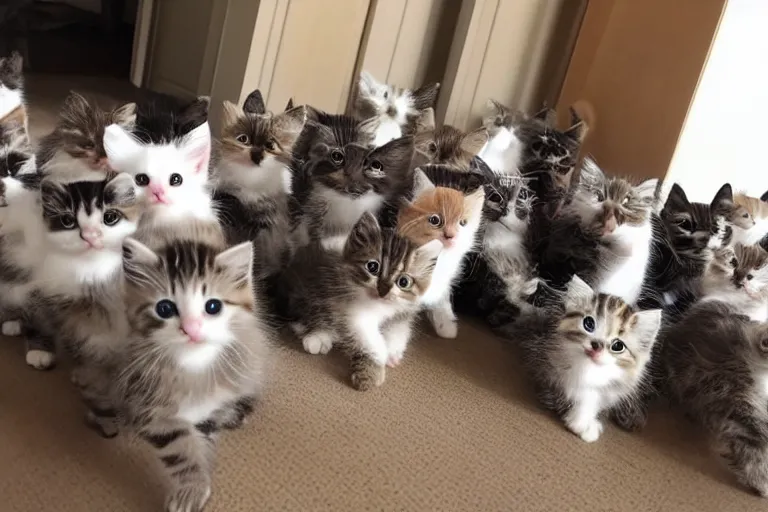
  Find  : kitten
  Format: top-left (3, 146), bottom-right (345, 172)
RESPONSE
top-left (397, 170), bottom-right (485, 338)
top-left (532, 158), bottom-right (658, 305)
top-left (501, 275), bottom-right (662, 442)
top-left (37, 92), bottom-right (137, 179)
top-left (698, 243), bottom-right (768, 321)
top-left (477, 98), bottom-right (526, 174)
top-left (354, 70), bottom-right (440, 147)
top-left (663, 300), bottom-right (768, 496)
top-left (454, 172), bottom-right (538, 326)
top-left (279, 213), bottom-right (441, 389)
top-left (732, 192), bottom-right (768, 246)
top-left (118, 237), bottom-right (271, 512)
top-left (22, 174), bottom-right (140, 439)
top-left (215, 90), bottom-right (307, 275)
top-left (0, 51), bottom-right (27, 134)
top-left (293, 119), bottom-right (413, 247)
top-left (103, 96), bottom-right (218, 245)
top-left (414, 124), bottom-right (488, 170)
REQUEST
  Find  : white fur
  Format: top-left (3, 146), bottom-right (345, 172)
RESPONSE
top-left (373, 119), bottom-right (404, 147)
top-left (0, 85), bottom-right (22, 120)
top-left (216, 155), bottom-right (289, 199)
top-left (38, 150), bottom-right (104, 181)
top-left (1, 320), bottom-right (22, 336)
top-left (347, 297), bottom-right (403, 365)
top-left (177, 387), bottom-right (236, 424)
top-left (597, 220), bottom-right (654, 305)
top-left (316, 186), bottom-right (384, 233)
top-left (478, 127), bottom-right (524, 174)
top-left (701, 291), bottom-right (768, 322)
top-left (302, 330), bottom-right (333, 355)
top-left (25, 350), bottom-right (55, 370)
top-left (732, 216), bottom-right (768, 246)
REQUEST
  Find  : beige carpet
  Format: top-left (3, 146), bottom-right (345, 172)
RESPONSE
top-left (0, 75), bottom-right (762, 511)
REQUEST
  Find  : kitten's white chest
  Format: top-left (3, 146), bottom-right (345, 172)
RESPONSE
top-left (317, 187), bottom-right (383, 231)
top-left (478, 128), bottom-right (523, 174)
top-left (483, 223), bottom-right (525, 257)
top-left (373, 120), bottom-right (403, 147)
top-left (421, 248), bottom-right (464, 305)
top-left (597, 221), bottom-right (653, 305)
top-left (732, 217), bottom-right (768, 246)
top-left (0, 86), bottom-right (23, 119)
top-left (177, 387), bottom-right (236, 425)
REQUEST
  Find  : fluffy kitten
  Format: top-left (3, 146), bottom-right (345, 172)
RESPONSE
top-left (397, 169), bottom-right (486, 338)
top-left (414, 124), bottom-right (488, 170)
top-left (0, 51), bottom-right (27, 134)
top-left (37, 92), bottom-right (137, 179)
top-left (502, 276), bottom-right (662, 442)
top-left (477, 98), bottom-right (526, 174)
top-left (532, 158), bottom-right (658, 305)
top-left (663, 300), bottom-right (768, 496)
top-left (118, 237), bottom-right (271, 512)
top-left (21, 174), bottom-right (140, 439)
top-left (454, 172), bottom-right (538, 326)
top-left (278, 213), bottom-right (441, 389)
top-left (354, 70), bottom-right (440, 147)
top-left (732, 192), bottom-right (768, 246)
top-left (214, 90), bottom-right (306, 275)
top-left (293, 118), bottom-right (413, 247)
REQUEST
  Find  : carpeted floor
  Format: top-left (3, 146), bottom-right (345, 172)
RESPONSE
top-left (0, 74), bottom-right (763, 511)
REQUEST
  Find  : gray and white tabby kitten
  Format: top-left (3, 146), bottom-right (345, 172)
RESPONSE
top-left (502, 275), bottom-right (662, 442)
top-left (37, 92), bottom-right (137, 179)
top-left (118, 236), bottom-right (271, 512)
top-left (215, 89), bottom-right (306, 275)
top-left (278, 212), bottom-right (442, 390)
top-left (354, 70), bottom-right (440, 147)
top-left (477, 98), bottom-right (526, 174)
top-left (663, 299), bottom-right (768, 496)
top-left (0, 51), bottom-right (27, 135)
top-left (23, 174), bottom-right (141, 439)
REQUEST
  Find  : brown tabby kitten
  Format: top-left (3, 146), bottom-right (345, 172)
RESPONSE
top-left (414, 124), bottom-right (488, 170)
top-left (500, 276), bottom-right (662, 443)
top-left (278, 212), bottom-right (442, 390)
top-left (37, 92), bottom-right (136, 179)
top-left (663, 300), bottom-right (768, 496)
top-left (118, 236), bottom-right (272, 512)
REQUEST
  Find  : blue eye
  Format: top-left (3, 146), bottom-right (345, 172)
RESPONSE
top-left (205, 299), bottom-right (222, 316)
top-left (582, 316), bottom-right (596, 333)
top-left (155, 299), bottom-right (177, 319)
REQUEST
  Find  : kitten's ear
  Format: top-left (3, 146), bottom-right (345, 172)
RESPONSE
top-left (412, 168), bottom-right (436, 198)
top-left (243, 89), bottom-right (266, 115)
top-left (411, 82), bottom-right (440, 110)
top-left (711, 183), bottom-right (734, 209)
top-left (564, 275), bottom-right (594, 309)
top-left (415, 108), bottom-right (435, 133)
top-left (4, 51), bottom-right (23, 75)
top-left (415, 239), bottom-right (443, 262)
top-left (222, 100), bottom-right (244, 127)
top-left (760, 190), bottom-right (768, 203)
top-left (122, 238), bottom-right (160, 283)
top-left (285, 98), bottom-right (295, 111)
top-left (631, 309), bottom-right (662, 351)
top-left (358, 71), bottom-right (382, 98)
top-left (40, 177), bottom-right (66, 200)
top-left (61, 91), bottom-right (92, 124)
top-left (370, 136), bottom-right (414, 172)
top-left (633, 178), bottom-right (658, 204)
top-left (104, 123), bottom-right (142, 172)
top-left (344, 212), bottom-right (380, 257)
top-left (180, 96), bottom-right (210, 125)
top-left (357, 116), bottom-right (379, 140)
top-left (523, 277), bottom-right (540, 297)
top-left (578, 158), bottom-right (605, 190)
top-left (180, 121), bottom-right (212, 174)
top-left (112, 102), bottom-right (137, 127)
top-left (214, 242), bottom-right (254, 287)
top-left (460, 127), bottom-right (489, 156)
top-left (564, 111), bottom-right (588, 144)
top-left (664, 183), bottom-right (690, 211)
top-left (104, 172), bottom-right (137, 208)
top-left (533, 106), bottom-right (557, 126)
top-left (465, 186), bottom-right (487, 218)
top-left (273, 105), bottom-right (308, 143)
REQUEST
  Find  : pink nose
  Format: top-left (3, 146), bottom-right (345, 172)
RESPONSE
top-left (149, 182), bottom-right (169, 204)
top-left (181, 317), bottom-right (204, 343)
top-left (80, 228), bottom-right (103, 248)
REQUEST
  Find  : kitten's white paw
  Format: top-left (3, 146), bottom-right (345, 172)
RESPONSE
top-left (386, 351), bottom-right (403, 368)
top-left (431, 314), bottom-right (458, 339)
top-left (166, 483), bottom-right (211, 512)
top-left (567, 418), bottom-right (604, 443)
top-left (1, 320), bottom-right (22, 337)
top-left (289, 322), bottom-right (306, 336)
top-left (302, 331), bottom-right (333, 355)
top-left (26, 350), bottom-right (55, 370)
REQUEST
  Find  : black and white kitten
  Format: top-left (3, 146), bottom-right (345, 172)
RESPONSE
top-left (0, 51), bottom-right (27, 135)
top-left (477, 98), bottom-right (525, 175)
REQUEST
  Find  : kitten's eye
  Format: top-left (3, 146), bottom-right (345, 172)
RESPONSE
top-left (428, 214), bottom-right (443, 227)
top-left (747, 273), bottom-right (754, 281)
top-left (459, 219), bottom-right (468, 227)
top-left (102, 209), bottom-right (121, 226)
top-left (621, 195), bottom-right (630, 205)
top-left (383, 91), bottom-right (389, 100)
top-left (370, 160), bottom-right (383, 172)
top-left (365, 260), bottom-right (380, 275)
top-left (676, 218), bottom-right (694, 232)
top-left (518, 189), bottom-right (528, 200)
top-left (610, 340), bottom-right (625, 353)
top-left (169, 173), bottom-right (183, 187)
top-left (59, 215), bottom-right (76, 229)
top-left (155, 299), bottom-right (178, 319)
top-left (595, 190), bottom-right (605, 202)
top-left (330, 149), bottom-right (345, 164)
top-left (427, 142), bottom-right (438, 154)
top-left (135, 173), bottom-right (150, 187)
top-left (82, 141), bottom-right (95, 150)
top-left (582, 316), bottom-right (596, 333)
top-left (265, 139), bottom-right (276, 151)
top-left (731, 257), bottom-right (738, 267)
top-left (488, 192), bottom-right (502, 204)
top-left (205, 299), bottom-right (223, 315)
top-left (396, 275), bottom-right (413, 290)
top-left (743, 212), bottom-right (750, 218)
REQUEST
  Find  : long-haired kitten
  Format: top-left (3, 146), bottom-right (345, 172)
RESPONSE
top-left (215, 90), bottom-right (307, 275)
top-left (477, 98), bottom-right (526, 175)
top-left (663, 300), bottom-right (768, 496)
top-left (414, 124), bottom-right (488, 170)
top-left (278, 212), bottom-right (441, 389)
top-left (502, 275), bottom-right (662, 442)
top-left (118, 237), bottom-right (271, 512)
top-left (699, 243), bottom-right (768, 321)
top-left (293, 117), bottom-right (413, 247)
top-left (37, 92), bottom-right (137, 179)
top-left (0, 51), bottom-right (27, 134)
top-left (732, 192), bottom-right (768, 246)
top-left (397, 169), bottom-right (486, 338)
top-left (103, 97), bottom-right (217, 243)
top-left (354, 70), bottom-right (440, 147)
top-left (23, 174), bottom-right (140, 437)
